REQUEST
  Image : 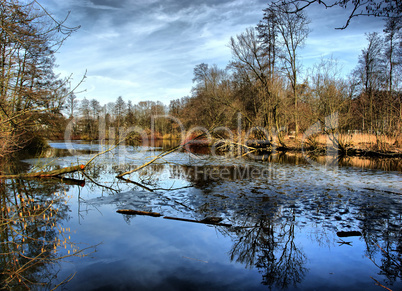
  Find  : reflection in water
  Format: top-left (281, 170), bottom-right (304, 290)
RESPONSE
top-left (229, 214), bottom-right (308, 289)
top-left (163, 164), bottom-right (401, 289)
top-left (94, 160), bottom-right (401, 289)
top-left (339, 156), bottom-right (402, 172)
top-left (358, 196), bottom-right (402, 286)
top-left (4, 141), bottom-right (402, 290)
top-left (167, 165), bottom-right (310, 289)
top-left (0, 178), bottom-right (95, 290)
top-left (256, 152), bottom-right (402, 172)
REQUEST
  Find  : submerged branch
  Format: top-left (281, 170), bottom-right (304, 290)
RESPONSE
top-left (164, 216), bottom-right (232, 227)
top-left (117, 177), bottom-right (155, 192)
top-left (116, 209), bottom-right (162, 217)
top-left (116, 131), bottom-right (209, 178)
top-left (116, 145), bottom-right (182, 178)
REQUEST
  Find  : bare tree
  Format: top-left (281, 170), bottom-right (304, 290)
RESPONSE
top-left (229, 28), bottom-right (275, 133)
top-left (276, 0), bottom-right (401, 29)
top-left (0, 0), bottom-right (79, 156)
top-left (353, 32), bottom-right (386, 132)
top-left (114, 96), bottom-right (126, 129)
top-left (191, 63), bottom-right (230, 128)
top-left (383, 17), bottom-right (402, 134)
top-left (65, 93), bottom-right (78, 118)
top-left (271, 2), bottom-right (310, 136)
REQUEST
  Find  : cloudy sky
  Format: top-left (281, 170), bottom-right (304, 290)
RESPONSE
top-left (41, 0), bottom-right (385, 105)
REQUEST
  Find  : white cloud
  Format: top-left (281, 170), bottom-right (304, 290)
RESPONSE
top-left (47, 0), bottom-right (385, 105)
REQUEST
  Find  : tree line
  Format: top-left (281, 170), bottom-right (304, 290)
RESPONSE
top-left (66, 95), bottom-right (167, 140)
top-left (169, 2), bottom-right (401, 147)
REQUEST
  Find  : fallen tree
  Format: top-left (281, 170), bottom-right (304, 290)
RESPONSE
top-left (0, 164), bottom-right (85, 179)
top-left (116, 209), bottom-right (162, 217)
top-left (0, 133), bottom-right (127, 181)
top-left (116, 209), bottom-right (232, 227)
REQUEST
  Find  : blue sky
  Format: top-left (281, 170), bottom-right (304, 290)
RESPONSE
top-left (42, 0), bottom-right (385, 105)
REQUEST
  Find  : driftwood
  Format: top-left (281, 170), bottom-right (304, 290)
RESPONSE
top-left (49, 177), bottom-right (86, 187)
top-left (116, 131), bottom-right (211, 178)
top-left (116, 209), bottom-right (162, 217)
top-left (363, 187), bottom-right (401, 195)
top-left (116, 209), bottom-right (231, 227)
top-left (0, 164), bottom-right (85, 179)
top-left (164, 216), bottom-right (232, 227)
top-left (337, 231), bottom-right (362, 237)
top-left (0, 137), bottom-right (131, 181)
top-left (245, 140), bottom-right (272, 148)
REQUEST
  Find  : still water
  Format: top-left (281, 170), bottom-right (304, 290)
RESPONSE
top-left (1, 141), bottom-right (401, 290)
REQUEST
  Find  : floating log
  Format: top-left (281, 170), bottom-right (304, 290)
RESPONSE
top-left (0, 164), bottom-right (86, 179)
top-left (116, 210), bottom-right (232, 227)
top-left (116, 209), bottom-right (162, 217)
top-left (51, 177), bottom-right (86, 187)
top-left (337, 231), bottom-right (362, 237)
top-left (164, 216), bottom-right (232, 227)
top-left (246, 140), bottom-right (272, 149)
top-left (200, 217), bottom-right (223, 224)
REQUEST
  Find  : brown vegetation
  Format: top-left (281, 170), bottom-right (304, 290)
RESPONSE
top-left (0, 0), bottom-right (78, 158)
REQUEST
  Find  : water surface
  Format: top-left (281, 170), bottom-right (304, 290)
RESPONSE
top-left (1, 141), bottom-right (401, 290)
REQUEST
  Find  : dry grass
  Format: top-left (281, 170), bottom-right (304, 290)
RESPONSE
top-left (282, 133), bottom-right (401, 153)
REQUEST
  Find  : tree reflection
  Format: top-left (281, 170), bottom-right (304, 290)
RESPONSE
top-left (167, 164), bottom-right (401, 289)
top-left (0, 178), bottom-right (94, 290)
top-left (85, 160), bottom-right (401, 290)
top-left (229, 211), bottom-right (307, 289)
top-left (168, 164), bottom-right (308, 289)
top-left (357, 191), bottom-right (402, 287)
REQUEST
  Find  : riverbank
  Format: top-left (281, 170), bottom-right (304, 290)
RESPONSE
top-left (54, 131), bottom-right (402, 159)
top-left (185, 132), bottom-right (402, 159)
top-left (278, 133), bottom-right (402, 158)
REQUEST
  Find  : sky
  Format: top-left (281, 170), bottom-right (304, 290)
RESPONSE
top-left (41, 0), bottom-right (386, 106)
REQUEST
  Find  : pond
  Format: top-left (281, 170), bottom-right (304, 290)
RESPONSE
top-left (1, 141), bottom-right (401, 290)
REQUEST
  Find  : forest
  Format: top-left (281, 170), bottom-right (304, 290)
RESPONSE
top-left (0, 0), bottom-right (401, 159)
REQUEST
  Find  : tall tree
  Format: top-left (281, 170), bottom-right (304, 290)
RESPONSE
top-left (229, 28), bottom-right (274, 132)
top-left (114, 96), bottom-right (126, 129)
top-left (66, 94), bottom-right (78, 118)
top-left (0, 0), bottom-right (78, 156)
top-left (383, 17), bottom-right (402, 133)
top-left (126, 100), bottom-right (136, 126)
top-left (271, 2), bottom-right (310, 136)
top-left (90, 99), bottom-right (101, 120)
top-left (191, 63), bottom-right (229, 128)
top-left (257, 8), bottom-right (278, 81)
top-left (353, 32), bottom-right (386, 132)
top-left (383, 17), bottom-right (402, 94)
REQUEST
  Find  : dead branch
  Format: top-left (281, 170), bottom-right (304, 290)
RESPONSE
top-left (164, 216), bottom-right (232, 227)
top-left (115, 209), bottom-right (232, 227)
top-left (81, 172), bottom-right (118, 193)
top-left (116, 209), bottom-right (162, 217)
top-left (0, 165), bottom-right (85, 179)
top-left (370, 277), bottom-right (393, 291)
top-left (117, 177), bottom-right (155, 192)
top-left (116, 131), bottom-right (209, 178)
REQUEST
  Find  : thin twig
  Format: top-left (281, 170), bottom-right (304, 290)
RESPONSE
top-left (116, 132), bottom-right (209, 178)
top-left (370, 276), bottom-right (393, 291)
